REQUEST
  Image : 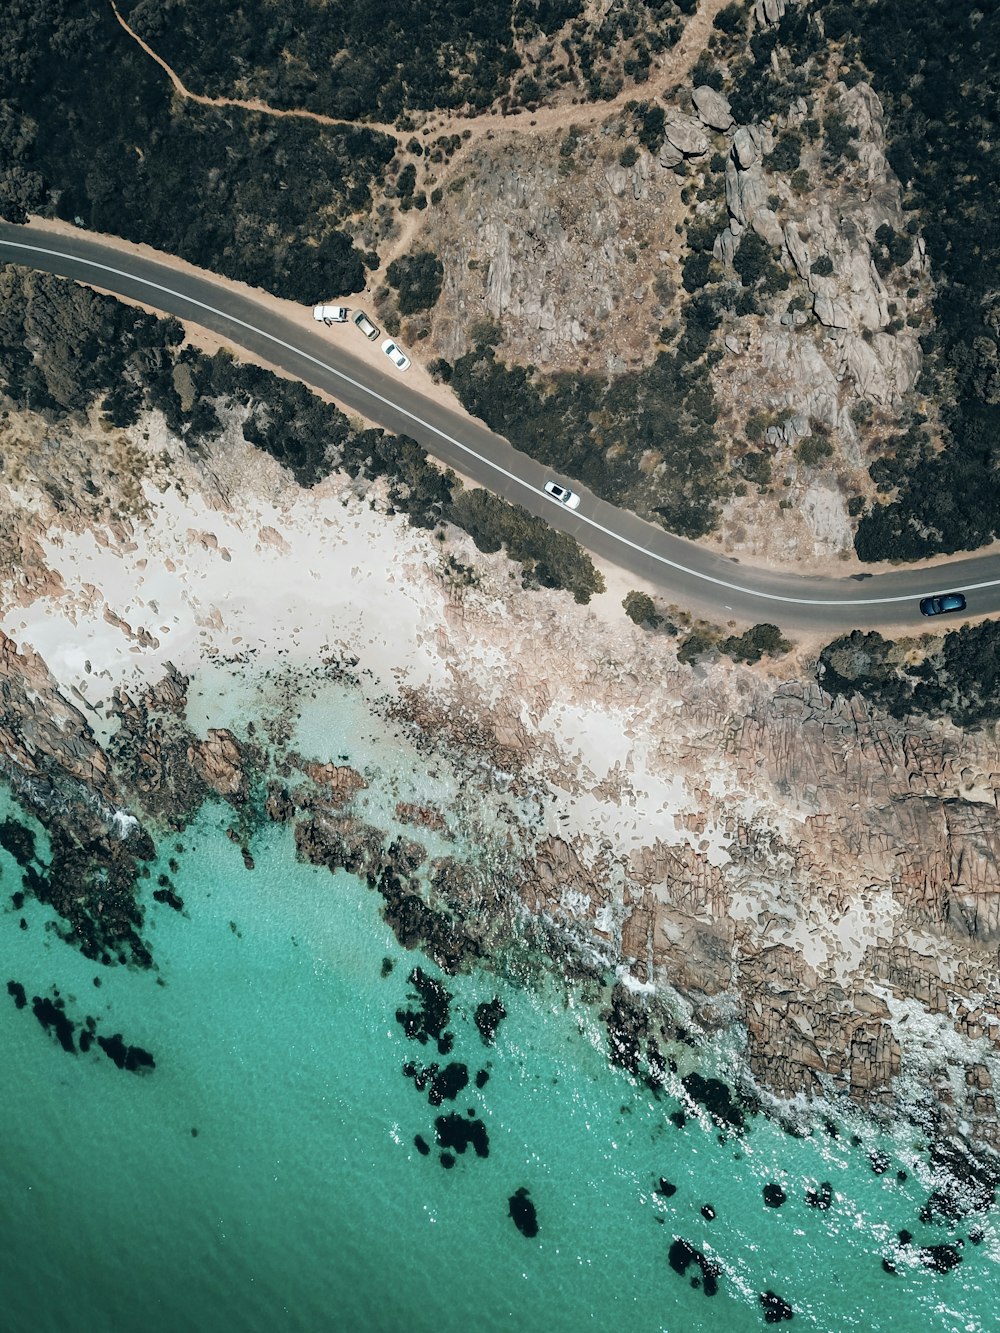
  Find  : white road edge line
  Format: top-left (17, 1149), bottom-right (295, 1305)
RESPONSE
top-left (6, 236), bottom-right (1000, 611)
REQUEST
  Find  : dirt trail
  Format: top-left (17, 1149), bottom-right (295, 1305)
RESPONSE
top-left (112, 0), bottom-right (732, 152)
top-left (111, 4), bottom-right (406, 141)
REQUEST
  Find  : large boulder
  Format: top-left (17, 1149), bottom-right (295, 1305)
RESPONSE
top-left (783, 221), bottom-right (810, 279)
top-left (751, 208), bottom-right (784, 249)
top-left (713, 226), bottom-right (739, 270)
top-left (836, 330), bottom-right (922, 408)
top-left (663, 113), bottom-right (710, 158)
top-left (753, 0), bottom-right (786, 24)
top-left (692, 85), bottom-right (734, 131)
top-left (726, 158), bottom-right (768, 225)
top-left (658, 140), bottom-right (684, 169)
top-left (732, 126), bottom-right (760, 170)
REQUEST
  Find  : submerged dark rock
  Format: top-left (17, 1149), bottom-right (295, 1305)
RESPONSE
top-left (96, 1032), bottom-right (155, 1073)
top-left (395, 967), bottom-right (454, 1054)
top-left (475, 1068), bottom-right (490, 1089)
top-left (31, 994), bottom-right (76, 1053)
top-left (403, 1060), bottom-right (469, 1106)
top-left (869, 1150), bottom-right (890, 1175)
top-left (153, 885), bottom-right (184, 912)
top-left (919, 1244), bottom-right (963, 1274)
top-left (667, 1238), bottom-right (720, 1296)
top-left (603, 981), bottom-right (651, 1077)
top-left (805, 1181), bottom-right (833, 1210)
top-left (924, 1139), bottom-right (998, 1219)
top-left (701, 1204), bottom-right (716, 1221)
top-left (763, 1183), bottom-right (787, 1208)
top-left (474, 997), bottom-right (507, 1046)
top-left (378, 868), bottom-right (481, 975)
top-left (682, 1072), bottom-right (745, 1132)
top-left (760, 1290), bottom-right (794, 1322)
top-left (435, 1111), bottom-right (489, 1159)
top-left (414, 1135), bottom-right (430, 1156)
top-left (508, 1187), bottom-right (538, 1238)
top-left (656, 1178), bottom-right (678, 1199)
top-left (0, 818), bottom-right (37, 867)
top-left (440, 1152), bottom-right (456, 1169)
top-left (6, 979), bottom-right (26, 1009)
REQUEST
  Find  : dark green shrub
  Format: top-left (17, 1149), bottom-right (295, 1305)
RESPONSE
top-left (768, 130), bottom-right (803, 173)
top-left (623, 590), bottom-right (657, 624)
top-left (386, 251), bottom-right (445, 315)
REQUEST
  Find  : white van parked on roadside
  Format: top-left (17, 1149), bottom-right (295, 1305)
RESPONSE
top-left (313, 304), bottom-right (348, 325)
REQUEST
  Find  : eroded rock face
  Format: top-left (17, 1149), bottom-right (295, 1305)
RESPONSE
top-left (407, 128), bottom-right (685, 371)
top-left (720, 83), bottom-right (925, 416)
top-left (0, 631), bottom-right (111, 795)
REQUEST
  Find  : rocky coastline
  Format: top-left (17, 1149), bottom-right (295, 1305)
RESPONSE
top-left (0, 399), bottom-right (997, 1235)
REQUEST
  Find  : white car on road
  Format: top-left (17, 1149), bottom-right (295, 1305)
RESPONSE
top-left (544, 480), bottom-right (581, 510)
top-left (381, 338), bottom-right (411, 372)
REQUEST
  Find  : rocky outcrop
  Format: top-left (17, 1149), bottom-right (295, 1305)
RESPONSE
top-left (300, 760), bottom-right (369, 807)
top-left (187, 728), bottom-right (247, 801)
top-left (418, 130), bottom-right (681, 370)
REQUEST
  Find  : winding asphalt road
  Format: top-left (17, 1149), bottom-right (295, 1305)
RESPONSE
top-left (3, 221), bottom-right (999, 633)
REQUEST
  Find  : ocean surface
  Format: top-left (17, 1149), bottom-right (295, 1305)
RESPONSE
top-left (1, 790), bottom-right (996, 1332)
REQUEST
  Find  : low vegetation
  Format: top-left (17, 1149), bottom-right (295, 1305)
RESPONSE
top-left (0, 267), bottom-right (604, 604)
top-left (622, 590), bottom-right (790, 665)
top-left (819, 623), bottom-right (1000, 730)
top-left (386, 252), bottom-right (445, 316)
top-left (842, 0), bottom-right (1000, 561)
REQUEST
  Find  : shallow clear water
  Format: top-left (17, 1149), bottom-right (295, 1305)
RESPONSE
top-left (0, 796), bottom-right (995, 1332)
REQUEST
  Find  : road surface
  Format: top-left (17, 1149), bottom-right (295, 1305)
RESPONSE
top-left (3, 221), bottom-right (999, 633)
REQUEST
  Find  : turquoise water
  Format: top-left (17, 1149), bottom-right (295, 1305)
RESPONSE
top-left (0, 797), bottom-right (995, 1332)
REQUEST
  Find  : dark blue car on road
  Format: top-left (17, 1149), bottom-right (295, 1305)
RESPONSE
top-left (919, 592), bottom-right (967, 617)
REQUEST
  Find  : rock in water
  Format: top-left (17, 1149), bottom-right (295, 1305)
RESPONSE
top-left (474, 996), bottom-right (507, 1046)
top-left (760, 1290), bottom-right (794, 1322)
top-left (805, 1181), bottom-right (833, 1210)
top-left (667, 1239), bottom-right (721, 1296)
top-left (763, 1183), bottom-right (787, 1208)
top-left (919, 1244), bottom-right (963, 1274)
top-left (508, 1187), bottom-right (539, 1238)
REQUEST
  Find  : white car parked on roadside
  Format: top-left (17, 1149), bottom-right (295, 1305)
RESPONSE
top-left (543, 480), bottom-right (581, 510)
top-left (313, 304), bottom-right (348, 324)
top-left (381, 338), bottom-right (411, 372)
